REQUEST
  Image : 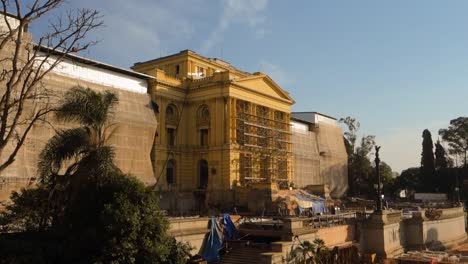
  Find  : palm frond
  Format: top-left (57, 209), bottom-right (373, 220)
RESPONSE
top-left (74, 146), bottom-right (120, 178)
top-left (66, 146), bottom-right (120, 204)
top-left (56, 87), bottom-right (118, 129)
top-left (101, 90), bottom-right (119, 123)
top-left (38, 127), bottom-right (91, 184)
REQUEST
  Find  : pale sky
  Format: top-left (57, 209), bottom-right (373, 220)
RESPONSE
top-left (30, 0), bottom-right (468, 172)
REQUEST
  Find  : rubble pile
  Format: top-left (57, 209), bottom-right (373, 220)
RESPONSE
top-left (396, 250), bottom-right (467, 263)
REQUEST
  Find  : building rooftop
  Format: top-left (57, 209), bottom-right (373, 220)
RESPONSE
top-left (1, 11), bottom-right (149, 80)
top-left (291, 112), bottom-right (338, 124)
top-left (133, 49), bottom-right (251, 76)
top-left (35, 45), bottom-right (155, 80)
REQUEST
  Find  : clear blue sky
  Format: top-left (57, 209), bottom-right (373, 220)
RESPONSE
top-left (31, 0), bottom-right (468, 172)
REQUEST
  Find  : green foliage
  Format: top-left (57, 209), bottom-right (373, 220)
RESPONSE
top-left (38, 87), bottom-right (120, 187)
top-left (340, 117), bottom-right (359, 152)
top-left (439, 117), bottom-right (468, 167)
top-left (435, 140), bottom-right (450, 169)
top-left (287, 238), bottom-right (330, 264)
top-left (421, 129), bottom-right (435, 173)
top-left (36, 87), bottom-right (121, 228)
top-left (421, 129), bottom-right (436, 191)
top-left (379, 162), bottom-right (394, 183)
top-left (395, 167), bottom-right (422, 194)
top-left (340, 116), bottom-right (376, 197)
top-left (55, 87), bottom-right (118, 144)
top-left (0, 187), bottom-right (50, 232)
top-left (0, 173), bottom-right (191, 263)
top-left (366, 161), bottom-right (397, 199)
top-left (0, 87), bottom-right (191, 263)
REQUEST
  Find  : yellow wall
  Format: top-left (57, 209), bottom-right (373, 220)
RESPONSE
top-left (134, 51), bottom-right (294, 206)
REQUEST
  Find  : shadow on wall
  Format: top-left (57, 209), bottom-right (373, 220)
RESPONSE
top-left (425, 228), bottom-right (445, 251)
top-left (320, 164), bottom-right (348, 198)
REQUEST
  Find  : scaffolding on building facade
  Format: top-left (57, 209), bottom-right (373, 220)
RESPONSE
top-left (235, 100), bottom-right (292, 188)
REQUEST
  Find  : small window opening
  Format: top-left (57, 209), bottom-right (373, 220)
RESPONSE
top-left (200, 129), bottom-right (209, 146)
top-left (167, 128), bottom-right (175, 146)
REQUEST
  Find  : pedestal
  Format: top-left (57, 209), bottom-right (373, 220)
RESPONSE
top-left (360, 210), bottom-right (404, 260)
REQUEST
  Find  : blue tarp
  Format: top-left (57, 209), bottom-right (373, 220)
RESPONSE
top-left (200, 217), bottom-right (223, 262)
top-left (222, 214), bottom-right (238, 240)
top-left (200, 214), bottom-right (238, 262)
top-left (295, 191), bottom-right (326, 214)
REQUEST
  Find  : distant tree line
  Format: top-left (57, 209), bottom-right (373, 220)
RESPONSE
top-left (341, 115), bottom-right (468, 202)
top-left (396, 117), bottom-right (468, 202)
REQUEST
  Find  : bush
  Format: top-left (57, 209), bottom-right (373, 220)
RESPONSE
top-left (0, 173), bottom-right (191, 263)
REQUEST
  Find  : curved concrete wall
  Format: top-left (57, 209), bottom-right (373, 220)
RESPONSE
top-left (291, 121), bottom-right (348, 198)
top-left (404, 207), bottom-right (467, 250)
top-left (0, 46), bottom-right (158, 200)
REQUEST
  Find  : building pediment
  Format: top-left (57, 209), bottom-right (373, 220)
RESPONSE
top-left (232, 73), bottom-right (295, 104)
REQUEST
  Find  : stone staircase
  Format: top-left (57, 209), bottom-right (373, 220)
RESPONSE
top-left (219, 242), bottom-right (270, 264)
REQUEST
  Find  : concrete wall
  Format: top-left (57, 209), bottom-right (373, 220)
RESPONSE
top-left (291, 125), bottom-right (321, 187)
top-left (168, 217), bottom-right (210, 255)
top-left (360, 207), bottom-right (467, 260)
top-left (361, 221), bottom-right (405, 258)
top-left (291, 119), bottom-right (348, 198)
top-left (269, 222), bottom-right (357, 263)
top-left (0, 34), bottom-right (158, 200)
top-left (317, 224), bottom-right (355, 247)
top-left (404, 207), bottom-right (467, 250)
top-left (359, 211), bottom-right (406, 259)
top-left (316, 123), bottom-right (348, 198)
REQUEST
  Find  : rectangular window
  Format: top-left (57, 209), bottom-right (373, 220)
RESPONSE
top-left (200, 129), bottom-right (209, 146)
top-left (196, 66), bottom-right (205, 77)
top-left (175, 65), bottom-right (180, 74)
top-left (167, 128), bottom-right (175, 146)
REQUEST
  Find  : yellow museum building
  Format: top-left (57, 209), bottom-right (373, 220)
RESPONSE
top-left (132, 50), bottom-right (295, 211)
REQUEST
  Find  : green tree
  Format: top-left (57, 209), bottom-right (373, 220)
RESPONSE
top-left (439, 117), bottom-right (468, 167)
top-left (0, 173), bottom-right (191, 263)
top-left (395, 167), bottom-right (422, 194)
top-left (38, 86), bottom-right (119, 184)
top-left (379, 162), bottom-right (394, 183)
top-left (374, 161), bottom-right (397, 198)
top-left (421, 129), bottom-right (435, 191)
top-left (340, 116), bottom-right (375, 196)
top-left (35, 87), bottom-right (120, 227)
top-left (435, 140), bottom-right (450, 169)
top-left (340, 117), bottom-right (359, 153)
top-left (288, 238), bottom-right (330, 264)
top-left (0, 88), bottom-right (191, 263)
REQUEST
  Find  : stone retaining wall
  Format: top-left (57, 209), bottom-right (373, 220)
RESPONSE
top-left (168, 217), bottom-right (210, 255)
top-left (404, 207), bottom-right (467, 251)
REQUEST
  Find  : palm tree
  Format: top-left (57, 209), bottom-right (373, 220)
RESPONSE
top-left (311, 238), bottom-right (330, 264)
top-left (288, 238), bottom-right (330, 264)
top-left (38, 86), bottom-right (119, 197)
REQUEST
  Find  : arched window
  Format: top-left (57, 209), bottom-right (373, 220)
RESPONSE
top-left (166, 159), bottom-right (175, 185)
top-left (166, 104), bottom-right (178, 124)
top-left (166, 104), bottom-right (178, 146)
top-left (197, 105), bottom-right (210, 146)
top-left (197, 105), bottom-right (210, 125)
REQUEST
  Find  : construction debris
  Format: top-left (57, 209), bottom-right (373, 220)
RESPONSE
top-left (395, 250), bottom-right (468, 263)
